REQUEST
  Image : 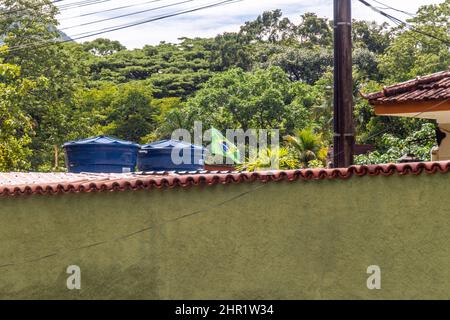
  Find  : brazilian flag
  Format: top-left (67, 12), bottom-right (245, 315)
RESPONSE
top-left (210, 128), bottom-right (241, 164)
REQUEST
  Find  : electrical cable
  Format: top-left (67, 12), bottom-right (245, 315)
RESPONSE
top-left (60, 0), bottom-right (196, 30)
top-left (370, 0), bottom-right (416, 17)
top-left (67, 0), bottom-right (241, 38)
top-left (3, 0), bottom-right (241, 53)
top-left (0, 0), bottom-right (58, 16)
top-left (0, 0), bottom-right (112, 17)
top-left (59, 0), bottom-right (164, 20)
top-left (358, 0), bottom-right (450, 45)
top-left (57, 0), bottom-right (114, 11)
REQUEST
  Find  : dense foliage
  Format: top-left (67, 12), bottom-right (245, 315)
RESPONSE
top-left (0, 0), bottom-right (448, 171)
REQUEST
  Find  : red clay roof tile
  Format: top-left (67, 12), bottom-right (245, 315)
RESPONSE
top-left (363, 68), bottom-right (450, 104)
top-left (1, 161), bottom-right (450, 197)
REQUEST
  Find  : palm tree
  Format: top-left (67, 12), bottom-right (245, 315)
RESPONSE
top-left (284, 128), bottom-right (326, 167)
top-left (238, 147), bottom-right (300, 171)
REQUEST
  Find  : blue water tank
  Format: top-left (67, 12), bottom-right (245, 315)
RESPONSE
top-left (138, 140), bottom-right (205, 172)
top-left (63, 136), bottom-right (140, 173)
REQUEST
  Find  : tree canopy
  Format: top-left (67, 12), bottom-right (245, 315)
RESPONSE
top-left (0, 0), bottom-right (448, 171)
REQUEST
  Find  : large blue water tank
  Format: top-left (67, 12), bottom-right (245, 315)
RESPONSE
top-left (137, 140), bottom-right (205, 172)
top-left (63, 136), bottom-right (140, 173)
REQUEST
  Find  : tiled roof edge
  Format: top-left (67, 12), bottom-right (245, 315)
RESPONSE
top-left (362, 68), bottom-right (450, 102)
top-left (1, 161), bottom-right (450, 197)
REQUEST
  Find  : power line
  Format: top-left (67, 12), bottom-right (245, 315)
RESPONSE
top-left (358, 0), bottom-right (450, 46)
top-left (58, 0), bottom-right (105, 7)
top-left (0, 0), bottom-right (110, 17)
top-left (60, 0), bottom-right (196, 31)
top-left (0, 0), bottom-right (58, 16)
top-left (370, 0), bottom-right (416, 17)
top-left (69, 0), bottom-right (241, 38)
top-left (358, 0), bottom-right (408, 25)
top-left (57, 0), bottom-right (114, 11)
top-left (57, 0), bottom-right (109, 9)
top-left (3, 0), bottom-right (241, 53)
top-left (59, 0), bottom-right (164, 20)
top-left (335, 0), bottom-right (448, 164)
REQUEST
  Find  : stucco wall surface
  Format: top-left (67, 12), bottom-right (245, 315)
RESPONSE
top-left (0, 172), bottom-right (449, 299)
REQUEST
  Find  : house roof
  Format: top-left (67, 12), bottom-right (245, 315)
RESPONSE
top-left (1, 161), bottom-right (450, 197)
top-left (363, 68), bottom-right (450, 105)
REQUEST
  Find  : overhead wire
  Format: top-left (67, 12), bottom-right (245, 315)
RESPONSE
top-left (2, 0), bottom-right (445, 163)
top-left (0, 0), bottom-right (113, 16)
top-left (3, 0), bottom-right (241, 53)
top-left (60, 0), bottom-right (196, 30)
top-left (370, 0), bottom-right (416, 17)
top-left (0, 0), bottom-right (60, 16)
top-left (57, 0), bottom-right (114, 11)
top-left (336, 0), bottom-right (449, 162)
top-left (66, 0), bottom-right (241, 39)
top-left (358, 0), bottom-right (450, 45)
top-left (328, 0), bottom-right (449, 163)
top-left (59, 0), bottom-right (164, 20)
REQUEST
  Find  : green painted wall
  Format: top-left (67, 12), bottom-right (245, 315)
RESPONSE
top-left (0, 173), bottom-right (449, 299)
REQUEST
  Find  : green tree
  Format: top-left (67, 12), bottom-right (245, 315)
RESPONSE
top-left (182, 67), bottom-right (311, 134)
top-left (353, 48), bottom-right (380, 81)
top-left (239, 147), bottom-right (300, 171)
top-left (308, 71), bottom-right (334, 144)
top-left (88, 38), bottom-right (214, 98)
top-left (82, 38), bottom-right (126, 56)
top-left (0, 0), bottom-right (89, 170)
top-left (379, 1), bottom-right (450, 82)
top-left (143, 97), bottom-right (183, 142)
top-left (105, 82), bottom-right (157, 142)
top-left (352, 20), bottom-right (392, 54)
top-left (266, 46), bottom-right (333, 83)
top-left (355, 123), bottom-right (437, 164)
top-left (0, 61), bottom-right (34, 171)
top-left (294, 13), bottom-right (333, 47)
top-left (209, 32), bottom-right (253, 71)
top-left (284, 128), bottom-right (327, 167)
top-left (239, 9), bottom-right (294, 43)
top-left (76, 81), bottom-right (183, 143)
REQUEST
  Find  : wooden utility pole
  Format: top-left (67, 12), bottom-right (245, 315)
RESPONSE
top-left (333, 0), bottom-right (354, 168)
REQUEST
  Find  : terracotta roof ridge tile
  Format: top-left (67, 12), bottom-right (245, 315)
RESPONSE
top-left (2, 161), bottom-right (450, 197)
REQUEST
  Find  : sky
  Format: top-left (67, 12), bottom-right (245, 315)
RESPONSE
top-left (55, 0), bottom-right (445, 49)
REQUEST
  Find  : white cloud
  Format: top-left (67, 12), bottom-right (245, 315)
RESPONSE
top-left (56, 0), bottom-right (445, 48)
